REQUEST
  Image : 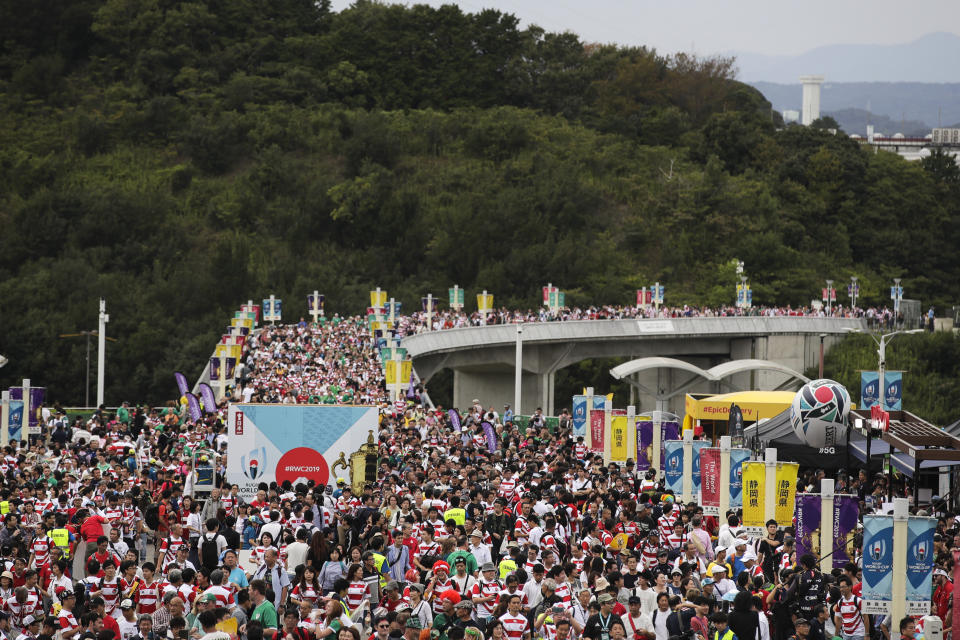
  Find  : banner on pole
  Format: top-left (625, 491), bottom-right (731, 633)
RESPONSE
top-left (883, 371), bottom-right (903, 411)
top-left (664, 440), bottom-right (684, 495)
top-left (8, 388), bottom-right (44, 436)
top-left (572, 395), bottom-right (587, 438)
top-left (185, 393), bottom-right (202, 422)
top-left (482, 421), bottom-right (498, 453)
top-left (742, 461), bottom-right (766, 535)
top-left (862, 515), bottom-right (894, 614)
top-left (795, 494), bottom-right (822, 560)
top-left (691, 441), bottom-right (707, 494)
top-left (636, 413), bottom-right (680, 471)
top-left (590, 411), bottom-right (605, 452)
top-left (700, 448), bottom-right (721, 515)
top-left (905, 516), bottom-right (936, 615)
top-left (610, 416), bottom-right (629, 463)
top-left (832, 495), bottom-right (860, 568)
top-left (774, 462), bottom-right (799, 527)
top-left (729, 448), bottom-right (751, 508)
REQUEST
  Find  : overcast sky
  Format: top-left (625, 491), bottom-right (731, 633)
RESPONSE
top-left (330, 0), bottom-right (960, 57)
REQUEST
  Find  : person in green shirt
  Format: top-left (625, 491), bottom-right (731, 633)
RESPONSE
top-left (447, 538), bottom-right (478, 575)
top-left (248, 579), bottom-right (278, 638)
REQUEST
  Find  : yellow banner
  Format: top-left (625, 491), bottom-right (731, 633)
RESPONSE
top-left (477, 293), bottom-right (494, 310)
top-left (741, 462), bottom-right (766, 532)
top-left (230, 317), bottom-right (253, 330)
top-left (610, 416), bottom-right (628, 462)
top-left (385, 360), bottom-right (412, 386)
top-left (214, 344), bottom-right (241, 359)
top-left (370, 290), bottom-right (388, 307)
top-left (774, 462), bottom-right (799, 527)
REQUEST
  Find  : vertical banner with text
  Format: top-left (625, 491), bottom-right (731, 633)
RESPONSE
top-left (691, 441), bottom-right (707, 496)
top-left (572, 395), bottom-right (587, 438)
top-left (729, 448), bottom-right (751, 508)
top-left (700, 448), bottom-right (721, 515)
top-left (905, 516), bottom-right (936, 615)
top-left (832, 495), bottom-right (860, 569)
top-left (795, 494), bottom-right (822, 560)
top-left (862, 515), bottom-right (894, 614)
top-left (590, 411), bottom-right (605, 452)
top-left (774, 462), bottom-right (799, 527)
top-left (663, 440), bottom-right (684, 495)
top-left (610, 416), bottom-right (629, 463)
top-left (741, 461), bottom-right (766, 535)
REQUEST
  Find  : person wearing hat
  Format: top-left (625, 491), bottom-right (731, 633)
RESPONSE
top-left (428, 562), bottom-right (455, 615)
top-left (404, 616), bottom-right (424, 640)
top-left (583, 593), bottom-right (623, 640)
top-left (709, 565), bottom-right (735, 598)
top-left (468, 530), bottom-right (492, 569)
top-left (788, 617), bottom-right (811, 640)
top-left (624, 595), bottom-right (654, 640)
top-left (472, 563), bottom-right (501, 620)
top-left (117, 599), bottom-right (139, 639)
top-left (706, 547), bottom-right (732, 581)
top-left (451, 600), bottom-right (478, 635)
top-left (432, 590), bottom-right (461, 639)
top-left (406, 583), bottom-right (433, 630)
top-left (933, 567), bottom-right (952, 621)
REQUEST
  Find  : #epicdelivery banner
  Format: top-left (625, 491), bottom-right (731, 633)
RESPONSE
top-left (906, 516), bottom-right (936, 615)
top-left (862, 515), bottom-right (894, 614)
top-left (227, 403), bottom-right (378, 497)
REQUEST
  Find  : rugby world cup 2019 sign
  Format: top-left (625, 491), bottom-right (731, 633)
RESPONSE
top-left (227, 404), bottom-right (378, 497)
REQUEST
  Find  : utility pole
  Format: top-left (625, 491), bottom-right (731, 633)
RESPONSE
top-left (97, 299), bottom-right (109, 407)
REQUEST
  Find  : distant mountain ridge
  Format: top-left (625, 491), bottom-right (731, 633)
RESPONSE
top-left (733, 32), bottom-right (960, 83)
top-left (751, 81), bottom-right (960, 129)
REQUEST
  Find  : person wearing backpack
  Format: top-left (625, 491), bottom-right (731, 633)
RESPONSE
top-left (198, 518), bottom-right (227, 572)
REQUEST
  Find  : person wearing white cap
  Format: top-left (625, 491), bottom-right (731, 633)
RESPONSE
top-left (709, 564), bottom-right (735, 597)
top-left (117, 599), bottom-right (139, 640)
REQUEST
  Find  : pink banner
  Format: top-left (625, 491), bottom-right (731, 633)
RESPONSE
top-left (700, 448), bottom-right (721, 515)
top-left (590, 412), bottom-right (605, 452)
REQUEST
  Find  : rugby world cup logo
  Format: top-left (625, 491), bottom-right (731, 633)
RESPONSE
top-left (871, 539), bottom-right (885, 562)
top-left (669, 455), bottom-right (679, 470)
top-left (241, 447), bottom-right (268, 480)
top-left (914, 541), bottom-right (928, 563)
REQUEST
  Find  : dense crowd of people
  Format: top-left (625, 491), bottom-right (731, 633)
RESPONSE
top-left (0, 306), bottom-right (944, 640)
top-left (392, 305), bottom-right (905, 337)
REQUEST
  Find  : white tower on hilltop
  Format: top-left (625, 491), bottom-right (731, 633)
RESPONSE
top-left (799, 75), bottom-right (825, 126)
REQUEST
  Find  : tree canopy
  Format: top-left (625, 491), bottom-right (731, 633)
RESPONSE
top-left (1, 0), bottom-right (958, 405)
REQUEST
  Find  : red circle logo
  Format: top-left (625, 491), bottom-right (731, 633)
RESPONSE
top-left (275, 447), bottom-right (330, 488)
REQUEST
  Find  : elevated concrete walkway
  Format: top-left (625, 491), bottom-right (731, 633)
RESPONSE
top-left (402, 316), bottom-right (865, 414)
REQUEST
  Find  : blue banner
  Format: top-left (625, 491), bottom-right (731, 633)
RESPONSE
top-left (862, 371), bottom-right (903, 411)
top-left (884, 372), bottom-right (903, 411)
top-left (729, 448), bottom-right (751, 507)
top-left (861, 371), bottom-right (879, 409)
top-left (691, 441), bottom-right (707, 493)
top-left (7, 400), bottom-right (23, 442)
top-left (572, 395), bottom-right (587, 437)
top-left (862, 515), bottom-right (894, 614)
top-left (663, 440), bottom-right (683, 494)
top-left (592, 395), bottom-right (606, 411)
top-left (906, 516), bottom-right (936, 615)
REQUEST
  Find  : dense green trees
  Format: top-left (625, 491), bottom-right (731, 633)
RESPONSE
top-left (0, 1), bottom-right (958, 406)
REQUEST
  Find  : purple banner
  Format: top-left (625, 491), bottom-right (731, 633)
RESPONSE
top-left (832, 495), bottom-right (860, 569)
top-left (9, 387), bottom-right (45, 429)
top-left (448, 409), bottom-right (461, 432)
top-left (795, 494), bottom-right (821, 561)
top-left (198, 383), bottom-right (218, 414)
top-left (636, 416), bottom-right (681, 471)
top-left (482, 421), bottom-right (498, 453)
top-left (185, 393), bottom-right (202, 422)
top-left (174, 372), bottom-right (189, 397)
top-left (406, 367), bottom-right (416, 399)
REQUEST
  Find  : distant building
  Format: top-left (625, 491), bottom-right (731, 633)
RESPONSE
top-left (782, 109), bottom-right (800, 124)
top-left (799, 75), bottom-right (824, 126)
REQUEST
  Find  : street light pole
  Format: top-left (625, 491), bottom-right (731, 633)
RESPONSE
top-left (825, 279), bottom-right (834, 315)
top-left (97, 299), bottom-right (109, 407)
top-left (514, 324), bottom-right (523, 417)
